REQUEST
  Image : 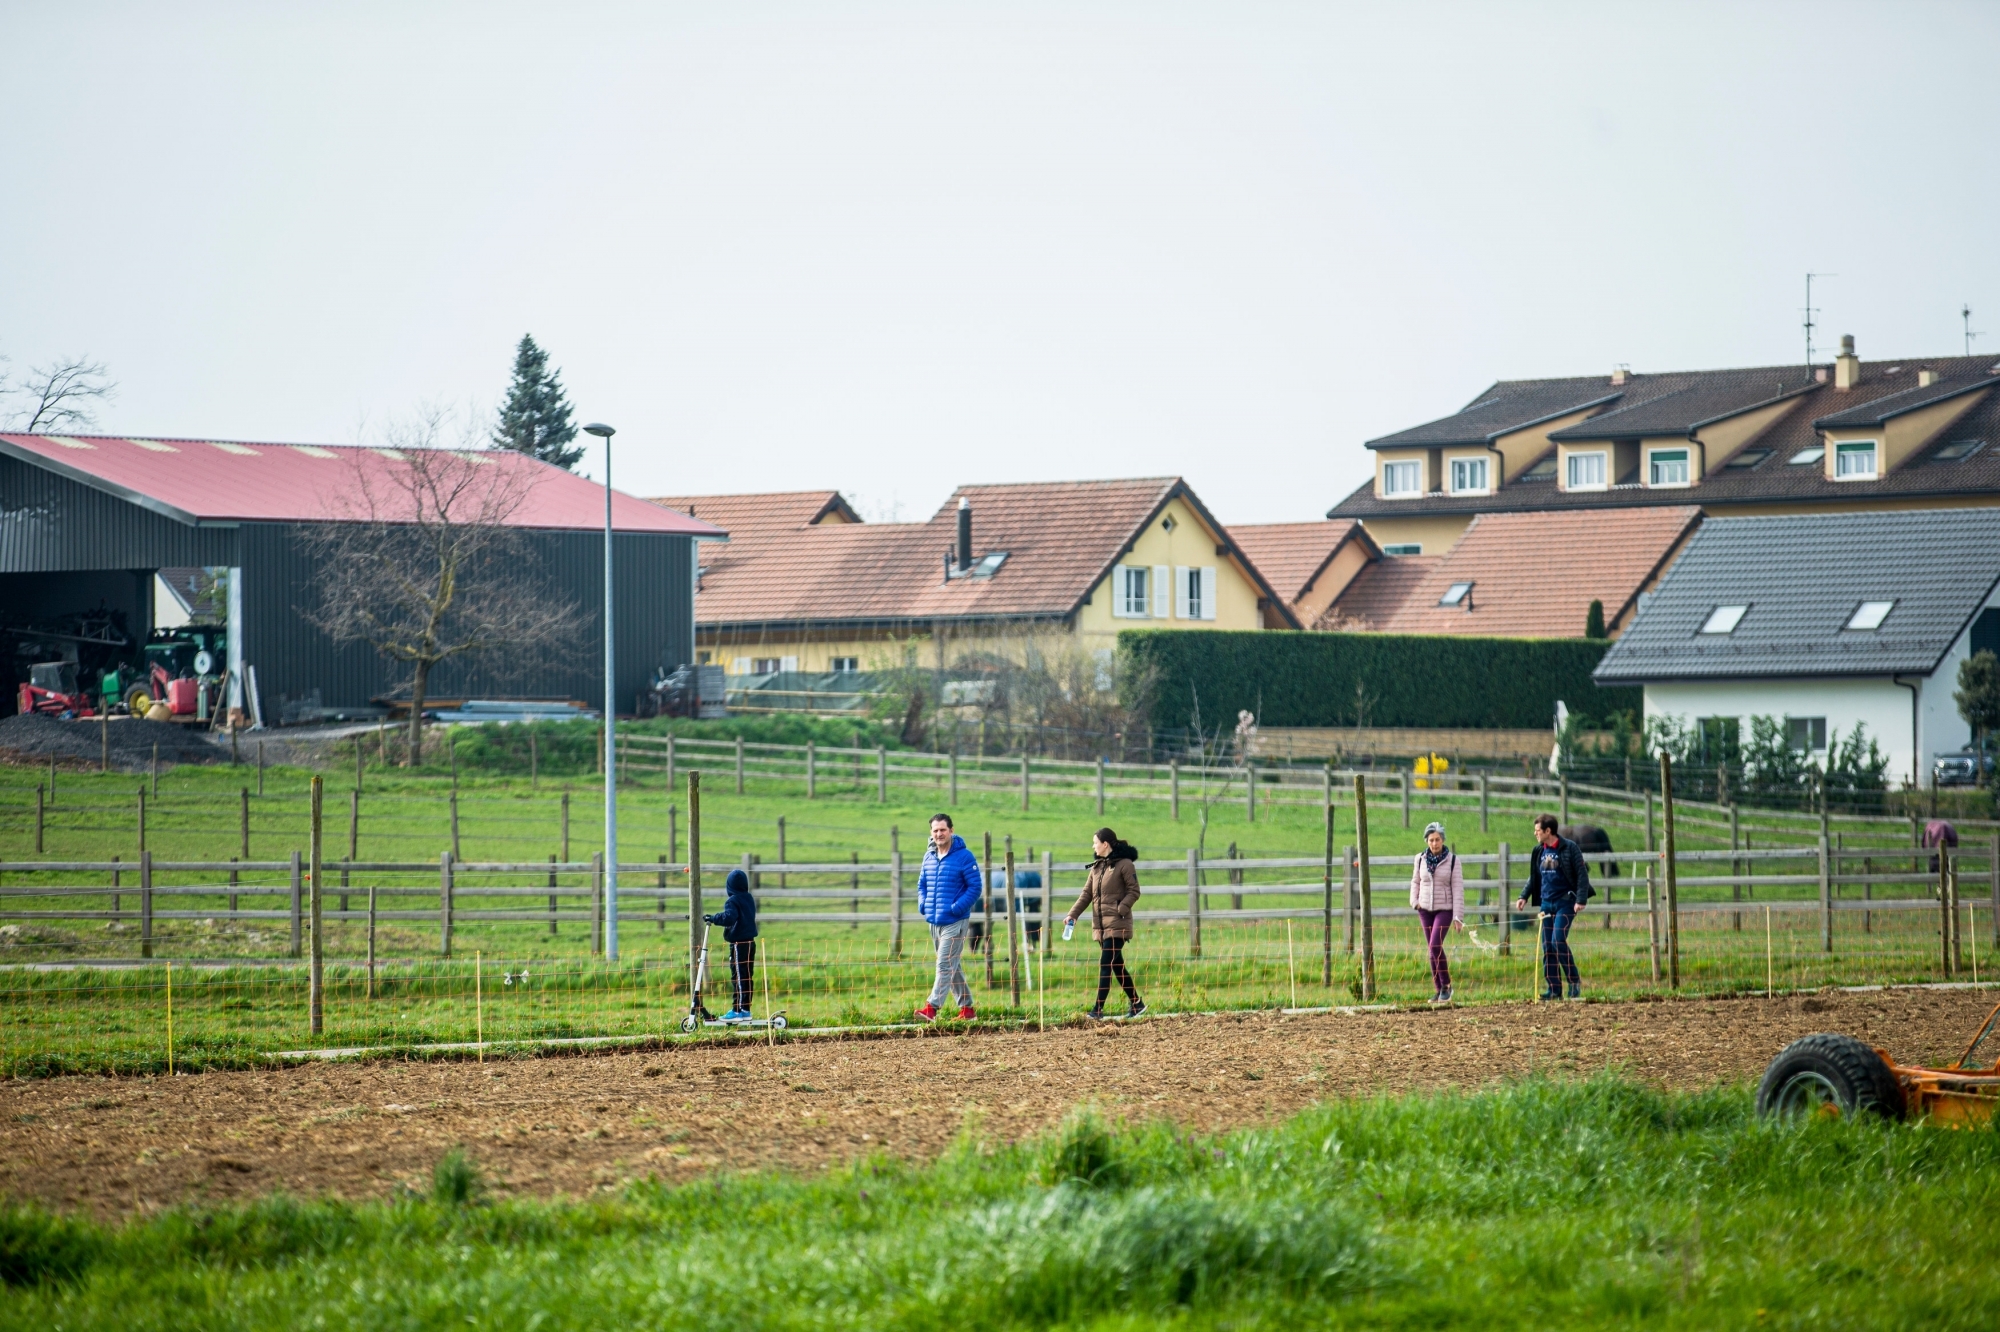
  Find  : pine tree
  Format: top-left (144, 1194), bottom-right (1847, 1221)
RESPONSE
top-left (493, 334), bottom-right (583, 470)
top-left (1585, 599), bottom-right (1606, 639)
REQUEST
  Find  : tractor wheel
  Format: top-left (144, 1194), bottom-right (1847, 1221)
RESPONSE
top-left (1756, 1033), bottom-right (1903, 1121)
top-left (126, 686), bottom-right (152, 715)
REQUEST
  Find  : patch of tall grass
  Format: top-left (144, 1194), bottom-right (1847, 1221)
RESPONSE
top-left (3, 1076), bottom-right (1999, 1329)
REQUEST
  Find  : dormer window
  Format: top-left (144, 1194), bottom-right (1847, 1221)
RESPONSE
top-left (1700, 604), bottom-right (1748, 635)
top-left (1449, 457), bottom-right (1489, 494)
top-left (1565, 451), bottom-right (1608, 491)
top-left (1834, 440), bottom-right (1878, 479)
top-left (1382, 461), bottom-right (1422, 497)
top-left (1648, 448), bottom-right (1690, 486)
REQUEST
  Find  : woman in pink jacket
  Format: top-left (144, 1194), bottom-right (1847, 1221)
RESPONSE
top-left (1410, 821), bottom-right (1463, 1004)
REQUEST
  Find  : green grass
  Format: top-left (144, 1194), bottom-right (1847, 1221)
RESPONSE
top-left (1, 1077), bottom-right (1996, 1329)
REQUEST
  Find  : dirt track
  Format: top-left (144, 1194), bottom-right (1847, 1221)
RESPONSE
top-left (2, 987), bottom-right (1992, 1217)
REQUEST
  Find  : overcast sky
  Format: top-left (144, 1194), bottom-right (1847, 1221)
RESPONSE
top-left (4, 2), bottom-right (1997, 524)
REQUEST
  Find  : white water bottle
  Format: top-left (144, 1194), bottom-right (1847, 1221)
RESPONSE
top-left (1062, 920), bottom-right (1075, 941)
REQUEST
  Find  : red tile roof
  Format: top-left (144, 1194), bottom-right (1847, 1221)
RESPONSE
top-left (1227, 520), bottom-right (1373, 602)
top-left (0, 433), bottom-right (720, 536)
top-left (655, 478), bottom-right (1295, 629)
top-left (1328, 506), bottom-right (1700, 636)
top-left (647, 490), bottom-right (856, 538)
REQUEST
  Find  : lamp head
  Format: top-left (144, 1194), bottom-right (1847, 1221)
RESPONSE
top-left (583, 422), bottom-right (616, 439)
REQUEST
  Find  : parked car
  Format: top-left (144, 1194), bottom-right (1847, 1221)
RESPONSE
top-left (1933, 749), bottom-right (1993, 787)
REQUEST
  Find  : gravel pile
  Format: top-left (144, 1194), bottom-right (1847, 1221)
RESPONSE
top-left (0, 712), bottom-right (226, 769)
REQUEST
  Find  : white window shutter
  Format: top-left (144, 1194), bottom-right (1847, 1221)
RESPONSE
top-left (1110, 572), bottom-right (1128, 618)
top-left (1151, 565), bottom-right (1171, 618)
top-left (780, 655), bottom-right (799, 673)
top-left (1174, 566), bottom-right (1192, 619)
top-left (730, 657), bottom-right (750, 675)
top-left (1200, 566), bottom-right (1218, 620)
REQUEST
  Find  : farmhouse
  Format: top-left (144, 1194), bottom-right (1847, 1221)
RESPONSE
top-left (1330, 337), bottom-right (2000, 558)
top-left (1592, 507), bottom-right (2000, 787)
top-left (1, 432), bottom-right (720, 719)
top-left (650, 477), bottom-right (1296, 685)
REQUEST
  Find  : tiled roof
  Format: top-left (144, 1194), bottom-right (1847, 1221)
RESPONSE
top-left (645, 489), bottom-right (856, 538)
top-left (1322, 555), bottom-right (1439, 630)
top-left (1226, 520), bottom-right (1373, 602)
top-left (1812, 367), bottom-right (1998, 427)
top-left (1326, 507), bottom-right (1700, 638)
top-left (1331, 353), bottom-right (2000, 520)
top-left (1549, 369), bottom-right (1822, 440)
top-left (659, 478), bottom-right (1291, 629)
top-left (1595, 507), bottom-right (2000, 682)
top-left (1365, 378), bottom-right (1627, 448)
top-left (0, 433), bottom-right (721, 535)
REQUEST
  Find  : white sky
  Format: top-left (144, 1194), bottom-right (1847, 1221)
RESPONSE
top-left (3, 1), bottom-right (1997, 524)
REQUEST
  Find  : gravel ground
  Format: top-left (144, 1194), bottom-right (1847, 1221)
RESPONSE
top-left (0, 713), bottom-right (226, 771)
top-left (0, 986), bottom-right (1992, 1218)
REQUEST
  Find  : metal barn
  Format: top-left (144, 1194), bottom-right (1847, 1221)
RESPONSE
top-left (0, 432), bottom-right (721, 720)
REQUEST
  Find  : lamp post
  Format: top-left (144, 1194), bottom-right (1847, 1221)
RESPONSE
top-left (583, 421), bottom-right (619, 961)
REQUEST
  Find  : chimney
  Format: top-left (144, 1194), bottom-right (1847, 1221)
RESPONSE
top-left (956, 496), bottom-right (972, 573)
top-left (1814, 366), bottom-right (1829, 383)
top-left (1918, 368), bottom-right (1940, 387)
top-left (1610, 366), bottom-right (1629, 386)
top-left (1834, 334), bottom-right (1861, 390)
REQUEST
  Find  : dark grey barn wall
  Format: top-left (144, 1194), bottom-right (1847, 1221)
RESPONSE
top-left (240, 525), bottom-right (693, 710)
top-left (0, 456), bottom-right (238, 570)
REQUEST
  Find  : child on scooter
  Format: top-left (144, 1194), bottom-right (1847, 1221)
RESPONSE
top-left (703, 868), bottom-right (759, 1021)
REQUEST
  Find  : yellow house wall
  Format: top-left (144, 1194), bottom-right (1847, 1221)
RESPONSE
top-left (1373, 448), bottom-right (1432, 499)
top-left (1440, 449), bottom-right (1499, 496)
top-left (1693, 395), bottom-right (1805, 465)
top-left (1292, 538), bottom-right (1375, 626)
top-left (1641, 436), bottom-right (1702, 487)
top-left (1824, 388), bottom-right (1993, 477)
top-left (1355, 513), bottom-right (1475, 556)
top-left (1075, 494), bottom-right (1269, 650)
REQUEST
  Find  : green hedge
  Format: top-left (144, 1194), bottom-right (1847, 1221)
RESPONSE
top-left (1120, 629), bottom-right (1640, 733)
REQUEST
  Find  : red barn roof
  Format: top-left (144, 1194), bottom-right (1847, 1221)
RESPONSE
top-left (0, 433), bottom-right (724, 537)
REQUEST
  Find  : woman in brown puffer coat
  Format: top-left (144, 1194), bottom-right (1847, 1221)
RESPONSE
top-left (1065, 827), bottom-right (1146, 1020)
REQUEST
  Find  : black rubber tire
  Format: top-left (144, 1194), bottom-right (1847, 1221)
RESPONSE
top-left (678, 1013), bottom-right (698, 1034)
top-left (1755, 1033), bottom-right (1903, 1121)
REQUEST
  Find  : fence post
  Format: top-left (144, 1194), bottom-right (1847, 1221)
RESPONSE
top-left (1479, 774), bottom-right (1488, 833)
top-left (1020, 754), bottom-right (1030, 811)
top-left (436, 851), bottom-right (453, 956)
top-left (849, 850), bottom-right (860, 930)
top-left (1731, 803), bottom-right (1742, 933)
top-left (879, 747), bottom-right (889, 803)
top-left (688, 771), bottom-right (703, 972)
top-left (1660, 753), bottom-right (1679, 989)
top-left (1004, 840), bottom-right (1020, 1007)
top-left (561, 790), bottom-right (570, 863)
top-left (736, 737), bottom-right (746, 794)
top-left (1246, 761), bottom-right (1256, 822)
top-left (1355, 775), bottom-right (1375, 1000)
top-left (1818, 835), bottom-right (1833, 954)
top-left (592, 852), bottom-right (606, 956)
top-left (1497, 842), bottom-right (1511, 956)
top-left (1399, 772), bottom-right (1410, 829)
top-left (139, 849), bottom-right (153, 960)
top-left (35, 783), bottom-right (44, 853)
top-left (1096, 756), bottom-right (1105, 816)
top-left (1343, 843), bottom-right (1357, 954)
top-left (1559, 774), bottom-right (1569, 830)
top-left (806, 740), bottom-right (816, 799)
top-left (1940, 843), bottom-right (1954, 978)
top-left (981, 833), bottom-right (996, 987)
top-left (1645, 856), bottom-right (1661, 984)
top-left (1185, 848), bottom-right (1202, 960)
top-left (137, 789), bottom-right (146, 858)
top-left (366, 858), bottom-right (378, 999)
top-left (309, 775), bottom-right (324, 1035)
top-left (1171, 759), bottom-right (1180, 821)
top-left (1041, 849), bottom-right (1054, 959)
top-left (449, 791), bottom-right (461, 861)
top-left (776, 817), bottom-right (787, 889)
top-left (658, 854), bottom-right (668, 932)
top-left (889, 846), bottom-right (904, 959)
top-left (548, 854), bottom-right (559, 935)
top-left (1322, 792), bottom-right (1335, 985)
top-left (665, 734), bottom-right (675, 791)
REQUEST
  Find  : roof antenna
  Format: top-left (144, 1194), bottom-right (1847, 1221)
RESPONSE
top-left (1965, 303), bottom-right (1984, 357)
top-left (1803, 272), bottom-right (1834, 366)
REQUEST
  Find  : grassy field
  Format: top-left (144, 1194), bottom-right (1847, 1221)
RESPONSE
top-left (0, 755), bottom-right (1978, 1075)
top-left (0, 1076), bottom-right (1995, 1329)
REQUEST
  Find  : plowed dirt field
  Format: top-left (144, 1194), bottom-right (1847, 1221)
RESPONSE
top-left (3, 987), bottom-right (1991, 1218)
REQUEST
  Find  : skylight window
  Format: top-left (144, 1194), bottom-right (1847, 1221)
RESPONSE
top-left (1518, 456), bottom-right (1557, 480)
top-left (1438, 582), bottom-right (1473, 607)
top-left (972, 551), bottom-right (1009, 578)
top-left (1935, 438), bottom-right (1986, 462)
top-left (1723, 448), bottom-right (1772, 469)
top-left (1845, 600), bottom-right (1895, 631)
top-left (1700, 605), bottom-right (1748, 635)
top-left (1788, 446), bottom-right (1825, 466)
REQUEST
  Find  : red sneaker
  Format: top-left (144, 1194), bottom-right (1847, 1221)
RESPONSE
top-left (914, 1003), bottom-right (939, 1022)
top-left (957, 1006), bottom-right (976, 1021)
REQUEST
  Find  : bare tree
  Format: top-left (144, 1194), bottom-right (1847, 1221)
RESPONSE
top-left (4, 356), bottom-right (117, 432)
top-left (300, 411), bottom-right (587, 764)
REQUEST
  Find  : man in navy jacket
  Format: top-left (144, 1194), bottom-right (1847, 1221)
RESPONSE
top-left (915, 813), bottom-right (983, 1022)
top-left (1514, 813), bottom-right (1593, 999)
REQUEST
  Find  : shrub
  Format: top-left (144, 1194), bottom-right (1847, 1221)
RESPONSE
top-left (1120, 629), bottom-right (1638, 733)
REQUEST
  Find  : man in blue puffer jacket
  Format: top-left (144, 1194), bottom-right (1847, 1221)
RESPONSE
top-left (915, 813), bottom-right (982, 1022)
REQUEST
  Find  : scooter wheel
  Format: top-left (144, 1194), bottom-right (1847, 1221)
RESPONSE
top-left (771, 1015), bottom-right (788, 1031)
top-left (679, 1014), bottom-right (698, 1034)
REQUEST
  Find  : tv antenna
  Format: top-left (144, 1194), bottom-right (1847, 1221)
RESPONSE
top-left (1966, 304), bottom-right (1984, 356)
top-left (1803, 272), bottom-right (1834, 365)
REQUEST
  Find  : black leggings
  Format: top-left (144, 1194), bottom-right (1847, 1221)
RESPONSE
top-left (1095, 938), bottom-right (1140, 1009)
top-left (729, 940), bottom-right (756, 1012)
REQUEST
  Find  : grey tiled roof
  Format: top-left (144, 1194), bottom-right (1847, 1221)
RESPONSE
top-left (1812, 368), bottom-right (1998, 427)
top-left (1364, 379), bottom-right (1626, 448)
top-left (1593, 507), bottom-right (2000, 683)
top-left (1550, 369), bottom-right (1821, 440)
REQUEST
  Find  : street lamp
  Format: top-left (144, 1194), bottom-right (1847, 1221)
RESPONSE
top-left (583, 421), bottom-right (620, 961)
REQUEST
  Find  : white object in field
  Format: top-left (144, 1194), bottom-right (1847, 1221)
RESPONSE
top-left (1062, 921), bottom-right (1075, 941)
